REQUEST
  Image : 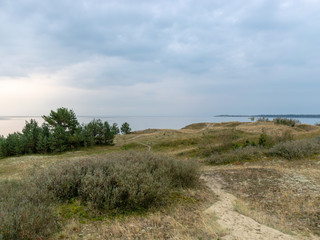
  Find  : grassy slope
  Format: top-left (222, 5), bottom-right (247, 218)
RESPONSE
top-left (1, 121), bottom-right (320, 239)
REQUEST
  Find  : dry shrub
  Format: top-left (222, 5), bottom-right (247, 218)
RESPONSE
top-left (268, 137), bottom-right (320, 160)
top-left (54, 187), bottom-right (221, 240)
top-left (208, 146), bottom-right (264, 165)
top-left (273, 118), bottom-right (300, 127)
top-left (0, 180), bottom-right (58, 240)
top-left (197, 129), bottom-right (244, 157)
top-left (37, 152), bottom-right (199, 210)
top-left (0, 152), bottom-right (199, 240)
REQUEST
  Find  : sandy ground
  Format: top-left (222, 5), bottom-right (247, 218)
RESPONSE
top-left (202, 175), bottom-right (301, 240)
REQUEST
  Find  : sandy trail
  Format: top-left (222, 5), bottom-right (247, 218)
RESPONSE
top-left (123, 123), bottom-right (214, 152)
top-left (202, 174), bottom-right (299, 240)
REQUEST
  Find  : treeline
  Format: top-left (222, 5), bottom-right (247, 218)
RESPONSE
top-left (273, 117), bottom-right (300, 127)
top-left (0, 107), bottom-right (131, 158)
top-left (216, 114), bottom-right (320, 118)
top-left (255, 117), bottom-right (300, 127)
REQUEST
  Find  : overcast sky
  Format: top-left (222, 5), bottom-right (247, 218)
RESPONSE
top-left (1, 0), bottom-right (320, 116)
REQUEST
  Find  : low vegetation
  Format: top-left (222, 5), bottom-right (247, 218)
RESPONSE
top-left (208, 146), bottom-right (264, 164)
top-left (0, 179), bottom-right (58, 240)
top-left (207, 136), bottom-right (320, 164)
top-left (273, 117), bottom-right (300, 127)
top-left (1, 119), bottom-right (320, 239)
top-left (0, 152), bottom-right (199, 240)
top-left (268, 137), bottom-right (320, 160)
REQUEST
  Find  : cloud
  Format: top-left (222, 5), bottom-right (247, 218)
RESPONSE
top-left (1, 0), bottom-right (320, 115)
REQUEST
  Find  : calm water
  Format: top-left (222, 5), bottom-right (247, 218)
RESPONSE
top-left (1, 116), bottom-right (320, 137)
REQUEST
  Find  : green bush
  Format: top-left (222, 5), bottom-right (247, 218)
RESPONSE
top-left (208, 146), bottom-right (264, 165)
top-left (257, 117), bottom-right (270, 122)
top-left (273, 118), bottom-right (300, 127)
top-left (37, 152), bottom-right (199, 210)
top-left (258, 133), bottom-right (269, 147)
top-left (0, 180), bottom-right (58, 240)
top-left (268, 138), bottom-right (320, 160)
top-left (0, 152), bottom-right (199, 239)
top-left (257, 131), bottom-right (293, 148)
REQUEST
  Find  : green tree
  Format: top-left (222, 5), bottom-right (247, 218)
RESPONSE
top-left (49, 125), bottom-right (69, 152)
top-left (121, 122), bottom-right (131, 134)
top-left (22, 119), bottom-right (41, 154)
top-left (0, 136), bottom-right (7, 158)
top-left (42, 107), bottom-right (80, 135)
top-left (86, 119), bottom-right (104, 145)
top-left (43, 108), bottom-right (81, 151)
top-left (111, 123), bottom-right (120, 135)
top-left (102, 121), bottom-right (115, 145)
top-left (82, 123), bottom-right (95, 147)
top-left (6, 132), bottom-right (24, 156)
top-left (36, 124), bottom-right (51, 153)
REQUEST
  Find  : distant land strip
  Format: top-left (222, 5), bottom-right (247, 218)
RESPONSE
top-left (215, 114), bottom-right (320, 118)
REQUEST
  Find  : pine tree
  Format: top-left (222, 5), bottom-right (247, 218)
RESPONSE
top-left (121, 122), bottom-right (131, 134)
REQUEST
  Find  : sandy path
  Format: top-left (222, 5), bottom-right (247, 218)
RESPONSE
top-left (135, 141), bottom-right (151, 152)
top-left (123, 123), bottom-right (214, 152)
top-left (202, 174), bottom-right (299, 240)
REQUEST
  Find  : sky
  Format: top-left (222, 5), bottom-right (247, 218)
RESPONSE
top-left (1, 0), bottom-right (320, 116)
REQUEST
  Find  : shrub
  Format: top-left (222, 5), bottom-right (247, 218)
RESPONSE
top-left (268, 138), bottom-right (320, 160)
top-left (273, 118), bottom-right (300, 127)
top-left (243, 139), bottom-right (257, 147)
top-left (0, 180), bottom-right (58, 240)
top-left (257, 131), bottom-right (293, 148)
top-left (258, 133), bottom-right (268, 147)
top-left (37, 152), bottom-right (199, 210)
top-left (257, 117), bottom-right (270, 122)
top-left (0, 152), bottom-right (199, 239)
top-left (208, 146), bottom-right (264, 165)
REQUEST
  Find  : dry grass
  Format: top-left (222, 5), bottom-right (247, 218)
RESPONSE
top-left (0, 145), bottom-right (119, 181)
top-left (0, 152), bottom-right (204, 240)
top-left (206, 158), bottom-right (320, 237)
top-left (182, 122), bottom-right (210, 130)
top-left (2, 121), bottom-right (320, 239)
top-left (232, 198), bottom-right (295, 235)
top-left (114, 121), bottom-right (320, 160)
top-left (54, 187), bottom-right (223, 240)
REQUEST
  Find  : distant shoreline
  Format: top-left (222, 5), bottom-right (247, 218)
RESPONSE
top-left (215, 114), bottom-right (320, 118)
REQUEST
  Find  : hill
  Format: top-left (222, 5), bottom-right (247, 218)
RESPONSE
top-left (1, 121), bottom-right (320, 239)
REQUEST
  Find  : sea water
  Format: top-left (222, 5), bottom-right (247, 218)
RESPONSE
top-left (1, 116), bottom-right (320, 137)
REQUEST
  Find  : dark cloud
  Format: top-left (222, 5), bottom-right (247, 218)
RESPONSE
top-left (1, 0), bottom-right (320, 115)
